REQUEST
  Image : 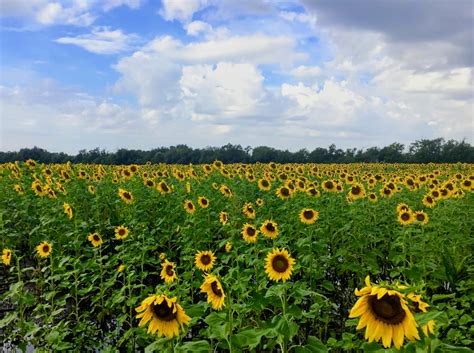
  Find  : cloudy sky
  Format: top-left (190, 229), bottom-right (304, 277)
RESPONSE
top-left (0, 0), bottom-right (472, 154)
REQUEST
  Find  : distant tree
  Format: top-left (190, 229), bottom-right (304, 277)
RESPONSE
top-left (379, 143), bottom-right (405, 162)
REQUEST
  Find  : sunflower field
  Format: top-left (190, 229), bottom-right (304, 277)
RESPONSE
top-left (0, 160), bottom-right (473, 353)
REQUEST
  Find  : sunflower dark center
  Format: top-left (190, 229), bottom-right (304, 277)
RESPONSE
top-left (200, 254), bottom-right (211, 265)
top-left (401, 212), bottom-right (410, 221)
top-left (407, 179), bottom-right (414, 186)
top-left (281, 188), bottom-right (289, 196)
top-left (147, 180), bottom-right (153, 186)
top-left (416, 213), bottom-right (425, 222)
top-left (265, 223), bottom-right (275, 232)
top-left (351, 186), bottom-right (361, 195)
top-left (201, 199), bottom-right (208, 205)
top-left (246, 227), bottom-right (256, 236)
top-left (211, 281), bottom-right (223, 297)
top-left (262, 180), bottom-right (269, 187)
top-left (370, 194), bottom-right (375, 199)
top-left (36, 185), bottom-right (43, 192)
top-left (432, 191), bottom-right (439, 197)
top-left (124, 192), bottom-right (131, 199)
top-left (42, 245), bottom-right (50, 252)
top-left (118, 229), bottom-right (126, 236)
top-left (151, 301), bottom-right (177, 322)
top-left (93, 234), bottom-right (100, 241)
top-left (325, 181), bottom-right (334, 189)
top-left (383, 189), bottom-right (391, 195)
top-left (272, 255), bottom-right (289, 273)
top-left (161, 184), bottom-right (169, 192)
top-left (368, 294), bottom-right (406, 325)
top-left (463, 180), bottom-right (471, 187)
top-left (165, 265), bottom-right (174, 276)
top-left (187, 203), bottom-right (193, 209)
top-left (303, 210), bottom-right (314, 219)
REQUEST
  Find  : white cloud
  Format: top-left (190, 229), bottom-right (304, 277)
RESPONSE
top-left (185, 21), bottom-right (212, 36)
top-left (180, 62), bottom-right (265, 119)
top-left (56, 27), bottom-right (139, 54)
top-left (159, 0), bottom-right (208, 22)
top-left (102, 0), bottom-right (143, 11)
top-left (290, 65), bottom-right (321, 78)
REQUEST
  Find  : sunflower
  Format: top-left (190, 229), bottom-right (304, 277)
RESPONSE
top-left (396, 203), bottom-right (410, 213)
top-left (159, 252), bottom-right (167, 261)
top-left (219, 211), bottom-right (228, 225)
top-left (88, 185), bottom-right (95, 194)
top-left (87, 233), bottom-right (103, 247)
top-left (63, 202), bottom-right (73, 219)
top-left (460, 179), bottom-right (472, 191)
top-left (257, 178), bottom-right (271, 191)
top-left (349, 275), bottom-right (420, 349)
top-left (407, 293), bottom-right (435, 336)
top-left (13, 184), bottom-right (24, 195)
top-left (265, 248), bottom-right (296, 282)
top-left (368, 193), bottom-right (377, 203)
top-left (397, 210), bottom-right (414, 225)
top-left (260, 220), bottom-right (278, 239)
top-left (219, 184), bottom-right (233, 198)
top-left (380, 187), bottom-right (393, 198)
top-left (276, 186), bottom-right (292, 199)
top-left (2, 249), bottom-right (12, 266)
top-left (36, 241), bottom-right (52, 258)
top-left (242, 202), bottom-right (256, 219)
top-left (200, 274), bottom-right (226, 310)
top-left (198, 196), bottom-right (209, 208)
top-left (117, 263), bottom-right (126, 273)
top-left (115, 225), bottom-right (129, 240)
top-left (160, 259), bottom-right (177, 284)
top-left (242, 223), bottom-right (259, 243)
top-left (144, 179), bottom-right (155, 188)
top-left (225, 241), bottom-right (232, 253)
top-left (322, 179), bottom-right (336, 192)
top-left (195, 251), bottom-right (216, 271)
top-left (183, 200), bottom-right (196, 214)
top-left (157, 181), bottom-right (172, 194)
top-left (414, 211), bottom-right (429, 225)
top-left (299, 208), bottom-right (319, 225)
top-left (135, 294), bottom-right (191, 338)
top-left (348, 183), bottom-right (366, 200)
top-left (32, 180), bottom-right (46, 196)
top-left (306, 187), bottom-right (320, 197)
top-left (118, 188), bottom-right (134, 204)
top-left (255, 198), bottom-right (264, 206)
top-left (422, 195), bottom-right (436, 208)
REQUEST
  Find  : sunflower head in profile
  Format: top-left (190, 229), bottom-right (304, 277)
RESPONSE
top-left (2, 249), bottom-right (12, 266)
top-left (63, 202), bottom-right (73, 219)
top-left (219, 211), bottom-right (228, 225)
top-left (396, 203), bottom-right (410, 213)
top-left (257, 178), bottom-right (271, 191)
top-left (407, 293), bottom-right (435, 336)
top-left (198, 196), bottom-right (209, 209)
top-left (414, 211), bottom-right (429, 225)
top-left (183, 200), bottom-right (196, 214)
top-left (349, 275), bottom-right (420, 349)
top-left (157, 181), bottom-right (172, 194)
top-left (88, 185), bottom-right (95, 194)
top-left (118, 188), bottom-right (134, 204)
top-left (160, 259), bottom-right (177, 284)
top-left (112, 226), bottom-right (128, 240)
top-left (37, 241), bottom-right (52, 258)
top-left (265, 248), bottom-right (296, 282)
top-left (87, 232), bottom-right (103, 247)
top-left (299, 208), bottom-right (319, 225)
top-left (195, 250), bottom-right (216, 271)
top-left (242, 223), bottom-right (259, 243)
top-left (397, 210), bottom-right (414, 225)
top-left (260, 220), bottom-right (278, 239)
top-left (225, 241), bottom-right (232, 253)
top-left (135, 294), bottom-right (191, 338)
top-left (242, 202), bottom-right (256, 219)
top-left (200, 274), bottom-right (226, 310)
top-left (219, 184), bottom-right (233, 198)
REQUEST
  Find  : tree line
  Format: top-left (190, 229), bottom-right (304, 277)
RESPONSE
top-left (0, 138), bottom-right (472, 164)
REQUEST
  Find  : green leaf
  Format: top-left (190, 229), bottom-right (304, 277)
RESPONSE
top-left (176, 340), bottom-right (211, 353)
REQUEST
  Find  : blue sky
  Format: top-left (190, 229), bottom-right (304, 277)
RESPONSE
top-left (1, 0), bottom-right (472, 154)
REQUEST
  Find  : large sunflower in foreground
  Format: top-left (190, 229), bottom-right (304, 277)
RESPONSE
top-left (160, 259), bottom-right (178, 284)
top-left (195, 251), bottom-right (216, 271)
top-left (37, 241), bottom-right (52, 258)
top-left (349, 276), bottom-right (420, 349)
top-left (265, 248), bottom-right (296, 282)
top-left (200, 274), bottom-right (226, 310)
top-left (135, 294), bottom-right (191, 338)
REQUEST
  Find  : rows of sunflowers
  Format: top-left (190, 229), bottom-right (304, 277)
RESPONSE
top-left (1, 160), bottom-right (473, 352)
